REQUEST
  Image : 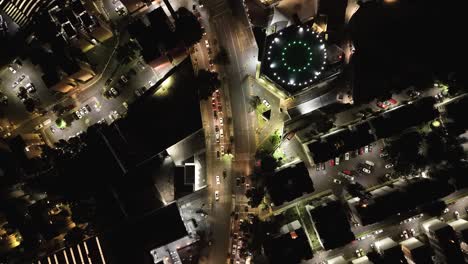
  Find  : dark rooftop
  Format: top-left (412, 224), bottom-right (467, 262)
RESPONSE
top-left (115, 58), bottom-right (202, 160)
top-left (104, 203), bottom-right (188, 264)
top-left (309, 200), bottom-right (355, 249)
top-left (267, 162), bottom-right (314, 206)
top-left (263, 227), bottom-right (313, 264)
top-left (261, 23), bottom-right (328, 94)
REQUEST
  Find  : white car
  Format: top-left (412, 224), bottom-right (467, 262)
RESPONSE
top-left (220, 128), bottom-right (224, 138)
top-left (262, 99), bottom-right (270, 108)
top-left (220, 145), bottom-right (225, 155)
top-left (215, 191), bottom-right (219, 201)
top-left (205, 39), bottom-right (210, 48)
top-left (385, 164), bottom-right (394, 169)
top-left (333, 178), bottom-right (342, 184)
top-left (401, 230), bottom-right (409, 239)
top-left (148, 80), bottom-right (155, 86)
top-left (219, 117), bottom-right (224, 126)
top-left (345, 152), bottom-right (350, 160)
top-left (335, 157), bottom-right (340, 165)
top-left (362, 168), bottom-right (371, 174)
top-left (8, 66), bottom-right (16, 74)
top-left (75, 110), bottom-right (83, 119)
top-left (364, 145), bottom-right (369, 153)
top-left (34, 124), bottom-right (44, 131)
top-left (120, 75), bottom-right (128, 83)
top-left (216, 175), bottom-right (220, 185)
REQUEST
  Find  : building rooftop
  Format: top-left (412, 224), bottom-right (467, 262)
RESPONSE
top-left (104, 202), bottom-right (188, 264)
top-left (116, 58), bottom-right (202, 160)
top-left (34, 236), bottom-right (108, 264)
top-left (267, 161), bottom-right (314, 206)
top-left (263, 227), bottom-right (313, 264)
top-left (261, 23), bottom-right (328, 95)
top-left (351, 256), bottom-right (374, 264)
top-left (327, 255), bottom-right (347, 264)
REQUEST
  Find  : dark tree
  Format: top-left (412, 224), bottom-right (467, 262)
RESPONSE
top-left (214, 46), bottom-right (230, 65)
top-left (386, 132), bottom-right (424, 175)
top-left (195, 69), bottom-right (221, 99)
top-left (249, 96), bottom-right (261, 112)
top-left (24, 98), bottom-right (36, 112)
top-left (175, 8), bottom-right (203, 47)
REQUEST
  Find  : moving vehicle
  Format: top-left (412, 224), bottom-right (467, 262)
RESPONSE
top-left (216, 175), bottom-right (220, 185)
top-left (333, 178), bottom-right (342, 184)
top-left (385, 163), bottom-right (394, 169)
top-left (365, 160), bottom-right (375, 167)
top-left (362, 168), bottom-right (371, 174)
top-left (335, 157), bottom-right (340, 165)
top-left (345, 152), bottom-right (350, 160)
top-left (215, 191), bottom-right (219, 201)
top-left (219, 117), bottom-right (224, 126)
top-left (262, 99), bottom-right (270, 108)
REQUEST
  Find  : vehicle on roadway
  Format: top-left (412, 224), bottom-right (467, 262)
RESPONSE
top-left (216, 175), bottom-right (220, 185)
top-left (362, 168), bottom-right (371, 174)
top-left (215, 191), bottom-right (219, 201)
top-left (262, 99), bottom-right (270, 108)
top-left (219, 117), bottom-right (223, 126)
top-left (385, 163), bottom-right (394, 169)
top-left (345, 152), bottom-right (350, 160)
top-left (333, 178), bottom-right (342, 184)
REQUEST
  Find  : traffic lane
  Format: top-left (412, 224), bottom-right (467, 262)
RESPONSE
top-left (212, 18), bottom-right (254, 157)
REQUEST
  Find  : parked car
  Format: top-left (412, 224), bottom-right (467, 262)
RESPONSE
top-left (407, 89), bottom-right (421, 98)
top-left (262, 99), bottom-right (270, 108)
top-left (362, 168), bottom-right (371, 174)
top-left (345, 152), bottom-right (350, 160)
top-left (216, 175), bottom-right (220, 185)
top-left (335, 157), bottom-right (340, 165)
top-left (8, 65), bottom-right (16, 74)
top-left (215, 191), bottom-right (219, 201)
top-left (333, 178), bottom-right (342, 184)
top-left (25, 83), bottom-right (36, 93)
top-left (385, 164), bottom-right (394, 169)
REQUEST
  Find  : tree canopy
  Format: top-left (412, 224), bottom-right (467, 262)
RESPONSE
top-left (195, 69), bottom-right (221, 99)
top-left (175, 8), bottom-right (203, 47)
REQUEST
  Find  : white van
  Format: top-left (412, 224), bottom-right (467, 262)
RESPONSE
top-left (365, 160), bottom-right (375, 167)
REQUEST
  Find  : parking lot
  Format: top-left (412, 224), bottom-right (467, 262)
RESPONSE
top-left (311, 139), bottom-right (395, 192)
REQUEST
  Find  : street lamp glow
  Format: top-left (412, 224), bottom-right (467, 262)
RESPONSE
top-left (320, 44), bottom-right (325, 50)
top-left (274, 37), bottom-right (280, 43)
top-left (270, 63), bottom-right (276, 68)
top-left (299, 27), bottom-right (304, 33)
